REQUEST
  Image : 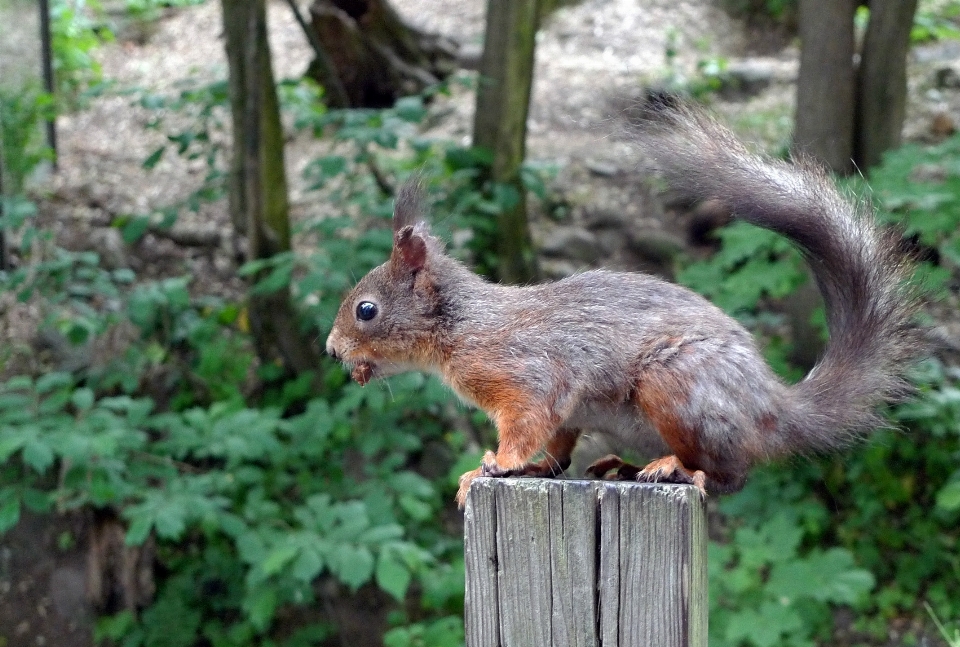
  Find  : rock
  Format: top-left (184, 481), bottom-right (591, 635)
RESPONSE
top-left (595, 229), bottom-right (629, 256)
top-left (457, 43), bottom-right (483, 70)
top-left (718, 58), bottom-right (797, 100)
top-left (585, 159), bottom-right (620, 177)
top-left (914, 40), bottom-right (960, 64)
top-left (935, 66), bottom-right (960, 89)
top-left (539, 258), bottom-right (581, 279)
top-left (540, 226), bottom-right (603, 264)
top-left (584, 206), bottom-right (631, 229)
top-left (930, 111), bottom-right (956, 138)
top-left (627, 229), bottom-right (685, 264)
top-left (87, 228), bottom-right (129, 270)
top-left (910, 163), bottom-right (949, 184)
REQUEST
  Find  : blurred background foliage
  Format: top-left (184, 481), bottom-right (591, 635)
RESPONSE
top-left (0, 0), bottom-right (959, 646)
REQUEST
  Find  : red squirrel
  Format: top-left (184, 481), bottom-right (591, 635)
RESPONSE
top-left (325, 104), bottom-right (925, 508)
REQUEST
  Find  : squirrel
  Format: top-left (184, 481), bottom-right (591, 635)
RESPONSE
top-left (325, 103), bottom-right (926, 509)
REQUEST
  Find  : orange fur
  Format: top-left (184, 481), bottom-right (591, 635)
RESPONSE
top-left (634, 373), bottom-right (702, 470)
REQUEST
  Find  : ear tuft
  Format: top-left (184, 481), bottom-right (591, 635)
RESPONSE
top-left (393, 179), bottom-right (427, 234)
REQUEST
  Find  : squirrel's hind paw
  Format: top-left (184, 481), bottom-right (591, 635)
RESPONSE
top-left (587, 454), bottom-right (707, 498)
top-left (584, 454), bottom-right (642, 480)
top-left (637, 455), bottom-right (707, 497)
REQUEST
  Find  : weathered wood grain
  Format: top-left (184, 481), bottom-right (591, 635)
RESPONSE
top-left (548, 480), bottom-right (597, 647)
top-left (464, 478), bottom-right (500, 647)
top-left (464, 478), bottom-right (706, 647)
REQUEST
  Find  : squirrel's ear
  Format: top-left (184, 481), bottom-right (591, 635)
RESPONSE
top-left (393, 224), bottom-right (427, 272)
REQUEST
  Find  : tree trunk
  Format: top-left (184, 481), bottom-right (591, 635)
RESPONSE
top-left (793, 0), bottom-right (858, 173)
top-left (223, 0), bottom-right (250, 235)
top-left (473, 0), bottom-right (539, 284)
top-left (855, 0), bottom-right (919, 170)
top-left (537, 0), bottom-right (581, 26)
top-left (222, 0), bottom-right (321, 374)
top-left (307, 0), bottom-right (458, 108)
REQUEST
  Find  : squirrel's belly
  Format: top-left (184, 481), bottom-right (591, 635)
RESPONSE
top-left (566, 402), bottom-right (671, 457)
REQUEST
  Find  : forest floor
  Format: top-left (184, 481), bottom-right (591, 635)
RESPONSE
top-left (34, 0), bottom-right (960, 293)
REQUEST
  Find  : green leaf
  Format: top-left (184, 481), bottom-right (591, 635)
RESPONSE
top-left (94, 611), bottom-right (136, 642)
top-left (250, 262), bottom-right (293, 295)
top-left (243, 585), bottom-right (278, 630)
top-left (22, 439), bottom-right (55, 473)
top-left (398, 494), bottom-right (433, 521)
top-left (308, 155), bottom-right (347, 185)
top-left (142, 146), bottom-right (165, 169)
top-left (122, 215), bottom-right (152, 244)
top-left (0, 433), bottom-right (27, 462)
top-left (0, 494), bottom-right (21, 533)
top-left (125, 515), bottom-right (153, 545)
top-left (262, 544), bottom-right (299, 576)
top-left (768, 548), bottom-right (874, 605)
top-left (152, 506), bottom-right (187, 539)
top-left (71, 387), bottom-right (95, 411)
top-left (935, 480), bottom-right (960, 511)
top-left (21, 487), bottom-right (51, 513)
top-left (376, 548), bottom-right (411, 602)
top-left (35, 372), bottom-right (72, 394)
top-left (394, 96), bottom-right (426, 123)
top-left (332, 545), bottom-right (374, 590)
top-left (291, 546), bottom-right (325, 582)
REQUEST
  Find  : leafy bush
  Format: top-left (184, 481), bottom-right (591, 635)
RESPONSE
top-left (50, 0), bottom-right (114, 107)
top-left (0, 212), bottom-right (473, 645)
top-left (1, 67), bottom-right (500, 644)
top-left (912, 0), bottom-right (960, 42)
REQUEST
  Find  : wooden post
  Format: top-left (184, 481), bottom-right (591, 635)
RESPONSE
top-left (464, 478), bottom-right (707, 647)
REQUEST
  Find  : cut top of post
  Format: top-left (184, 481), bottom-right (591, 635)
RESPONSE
top-left (463, 477), bottom-right (707, 647)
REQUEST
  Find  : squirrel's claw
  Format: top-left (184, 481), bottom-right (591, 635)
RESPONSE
top-left (479, 451), bottom-right (513, 477)
top-left (455, 451), bottom-right (520, 509)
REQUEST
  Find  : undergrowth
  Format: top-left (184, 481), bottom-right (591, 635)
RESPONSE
top-left (681, 135), bottom-right (960, 646)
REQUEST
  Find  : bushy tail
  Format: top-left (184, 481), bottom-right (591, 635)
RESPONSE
top-left (633, 103), bottom-right (926, 452)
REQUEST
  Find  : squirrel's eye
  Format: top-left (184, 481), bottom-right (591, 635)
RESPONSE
top-left (356, 301), bottom-right (378, 321)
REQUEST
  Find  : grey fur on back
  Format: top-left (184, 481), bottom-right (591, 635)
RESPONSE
top-left (631, 104), bottom-right (925, 452)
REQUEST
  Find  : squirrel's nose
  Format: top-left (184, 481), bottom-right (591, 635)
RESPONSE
top-left (325, 333), bottom-right (340, 360)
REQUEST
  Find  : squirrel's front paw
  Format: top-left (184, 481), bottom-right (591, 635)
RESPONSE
top-left (479, 450), bottom-right (513, 477)
top-left (455, 451), bottom-right (514, 509)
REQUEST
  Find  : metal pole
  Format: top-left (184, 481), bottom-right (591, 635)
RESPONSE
top-left (39, 0), bottom-right (58, 168)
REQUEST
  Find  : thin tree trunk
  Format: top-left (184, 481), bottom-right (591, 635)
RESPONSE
top-left (855, 0), bottom-right (919, 170)
top-left (793, 0), bottom-right (858, 173)
top-left (472, 0), bottom-right (539, 284)
top-left (223, 0), bottom-right (250, 235)
top-left (222, 0), bottom-right (321, 374)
